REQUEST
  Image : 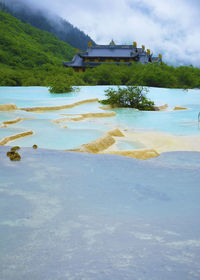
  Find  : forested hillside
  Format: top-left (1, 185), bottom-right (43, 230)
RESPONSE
top-left (0, 1), bottom-right (95, 51)
top-left (0, 10), bottom-right (78, 85)
top-left (0, 10), bottom-right (75, 67)
top-left (0, 8), bottom-right (200, 88)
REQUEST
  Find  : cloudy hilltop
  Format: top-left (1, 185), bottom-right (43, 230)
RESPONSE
top-left (2, 0), bottom-right (200, 67)
top-left (1, 0), bottom-right (95, 51)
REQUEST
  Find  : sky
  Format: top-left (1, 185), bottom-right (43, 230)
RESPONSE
top-left (4, 0), bottom-right (200, 66)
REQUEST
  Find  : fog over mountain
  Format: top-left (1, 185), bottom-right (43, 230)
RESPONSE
top-left (1, 0), bottom-right (95, 51)
top-left (2, 0), bottom-right (200, 66)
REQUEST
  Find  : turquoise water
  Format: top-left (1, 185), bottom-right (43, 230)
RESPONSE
top-left (0, 86), bottom-right (200, 148)
top-left (0, 147), bottom-right (200, 279)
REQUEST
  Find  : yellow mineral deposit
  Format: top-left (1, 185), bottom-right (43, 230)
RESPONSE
top-left (81, 112), bottom-right (116, 118)
top-left (1, 117), bottom-right (34, 126)
top-left (107, 128), bottom-right (124, 137)
top-left (53, 111), bottom-right (116, 124)
top-left (154, 104), bottom-right (168, 111)
top-left (79, 134), bottom-right (116, 153)
top-left (21, 98), bottom-right (99, 113)
top-left (73, 127), bottom-right (200, 159)
top-left (0, 103), bottom-right (18, 111)
top-left (121, 130), bottom-right (200, 153)
top-left (101, 149), bottom-right (160, 160)
top-left (98, 105), bottom-right (113, 110)
top-left (173, 106), bottom-right (188, 110)
top-left (0, 131), bottom-right (34, 145)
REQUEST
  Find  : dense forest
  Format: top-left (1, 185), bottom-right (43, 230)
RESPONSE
top-left (0, 10), bottom-right (75, 85)
top-left (0, 1), bottom-right (95, 51)
top-left (0, 9), bottom-right (200, 89)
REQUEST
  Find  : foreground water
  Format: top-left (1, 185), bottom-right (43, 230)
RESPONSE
top-left (0, 147), bottom-right (200, 280)
top-left (0, 86), bottom-right (200, 150)
top-left (1, 87), bottom-right (200, 279)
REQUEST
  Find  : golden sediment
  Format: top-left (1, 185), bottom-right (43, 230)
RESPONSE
top-left (0, 103), bottom-right (18, 111)
top-left (1, 117), bottom-right (34, 127)
top-left (121, 130), bottom-right (200, 153)
top-left (79, 134), bottom-right (115, 153)
top-left (53, 111), bottom-right (116, 124)
top-left (100, 149), bottom-right (160, 159)
top-left (154, 104), bottom-right (168, 111)
top-left (107, 128), bottom-right (124, 137)
top-left (173, 106), bottom-right (188, 110)
top-left (72, 128), bottom-right (200, 159)
top-left (65, 128), bottom-right (160, 160)
top-left (21, 98), bottom-right (99, 112)
top-left (82, 112), bottom-right (116, 118)
top-left (53, 116), bottom-right (83, 124)
top-left (98, 105), bottom-right (113, 110)
top-left (0, 131), bottom-right (34, 145)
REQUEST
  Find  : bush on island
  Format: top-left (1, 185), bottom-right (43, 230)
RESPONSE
top-left (49, 81), bottom-right (73, 93)
top-left (100, 86), bottom-right (155, 111)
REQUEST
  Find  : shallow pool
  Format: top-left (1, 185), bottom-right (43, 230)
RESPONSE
top-left (0, 86), bottom-right (200, 149)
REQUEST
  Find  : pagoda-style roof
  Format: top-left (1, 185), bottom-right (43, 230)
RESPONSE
top-left (63, 54), bottom-right (83, 67)
top-left (63, 43), bottom-right (162, 69)
top-left (80, 45), bottom-right (143, 58)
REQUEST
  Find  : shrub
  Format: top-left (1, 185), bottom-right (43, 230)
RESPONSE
top-left (49, 82), bottom-right (73, 93)
top-left (100, 86), bottom-right (155, 111)
top-left (48, 75), bottom-right (74, 93)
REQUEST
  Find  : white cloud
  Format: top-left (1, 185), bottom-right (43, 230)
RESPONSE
top-left (4, 0), bottom-right (200, 66)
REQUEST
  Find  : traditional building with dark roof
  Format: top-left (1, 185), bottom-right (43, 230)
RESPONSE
top-left (63, 41), bottom-right (162, 72)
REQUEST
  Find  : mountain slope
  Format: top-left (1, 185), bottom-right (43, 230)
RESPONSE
top-left (0, 10), bottom-right (75, 69)
top-left (1, 1), bottom-right (95, 51)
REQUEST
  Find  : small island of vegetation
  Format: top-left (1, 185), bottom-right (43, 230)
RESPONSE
top-left (100, 86), bottom-right (155, 111)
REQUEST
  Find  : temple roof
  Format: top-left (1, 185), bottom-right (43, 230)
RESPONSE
top-left (63, 44), bottom-right (162, 68)
top-left (80, 48), bottom-right (141, 58)
top-left (63, 54), bottom-right (83, 67)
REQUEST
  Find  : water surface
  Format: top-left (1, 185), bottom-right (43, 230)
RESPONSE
top-left (0, 86), bottom-right (200, 149)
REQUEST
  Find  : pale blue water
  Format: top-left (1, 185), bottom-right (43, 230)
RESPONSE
top-left (0, 86), bottom-right (200, 149)
top-left (0, 147), bottom-right (200, 280)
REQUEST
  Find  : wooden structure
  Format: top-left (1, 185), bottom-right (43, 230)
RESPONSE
top-left (63, 41), bottom-right (162, 72)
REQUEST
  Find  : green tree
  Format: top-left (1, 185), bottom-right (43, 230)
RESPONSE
top-left (100, 86), bottom-right (155, 111)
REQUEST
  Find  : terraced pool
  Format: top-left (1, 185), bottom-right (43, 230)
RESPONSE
top-left (0, 86), bottom-right (200, 151)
